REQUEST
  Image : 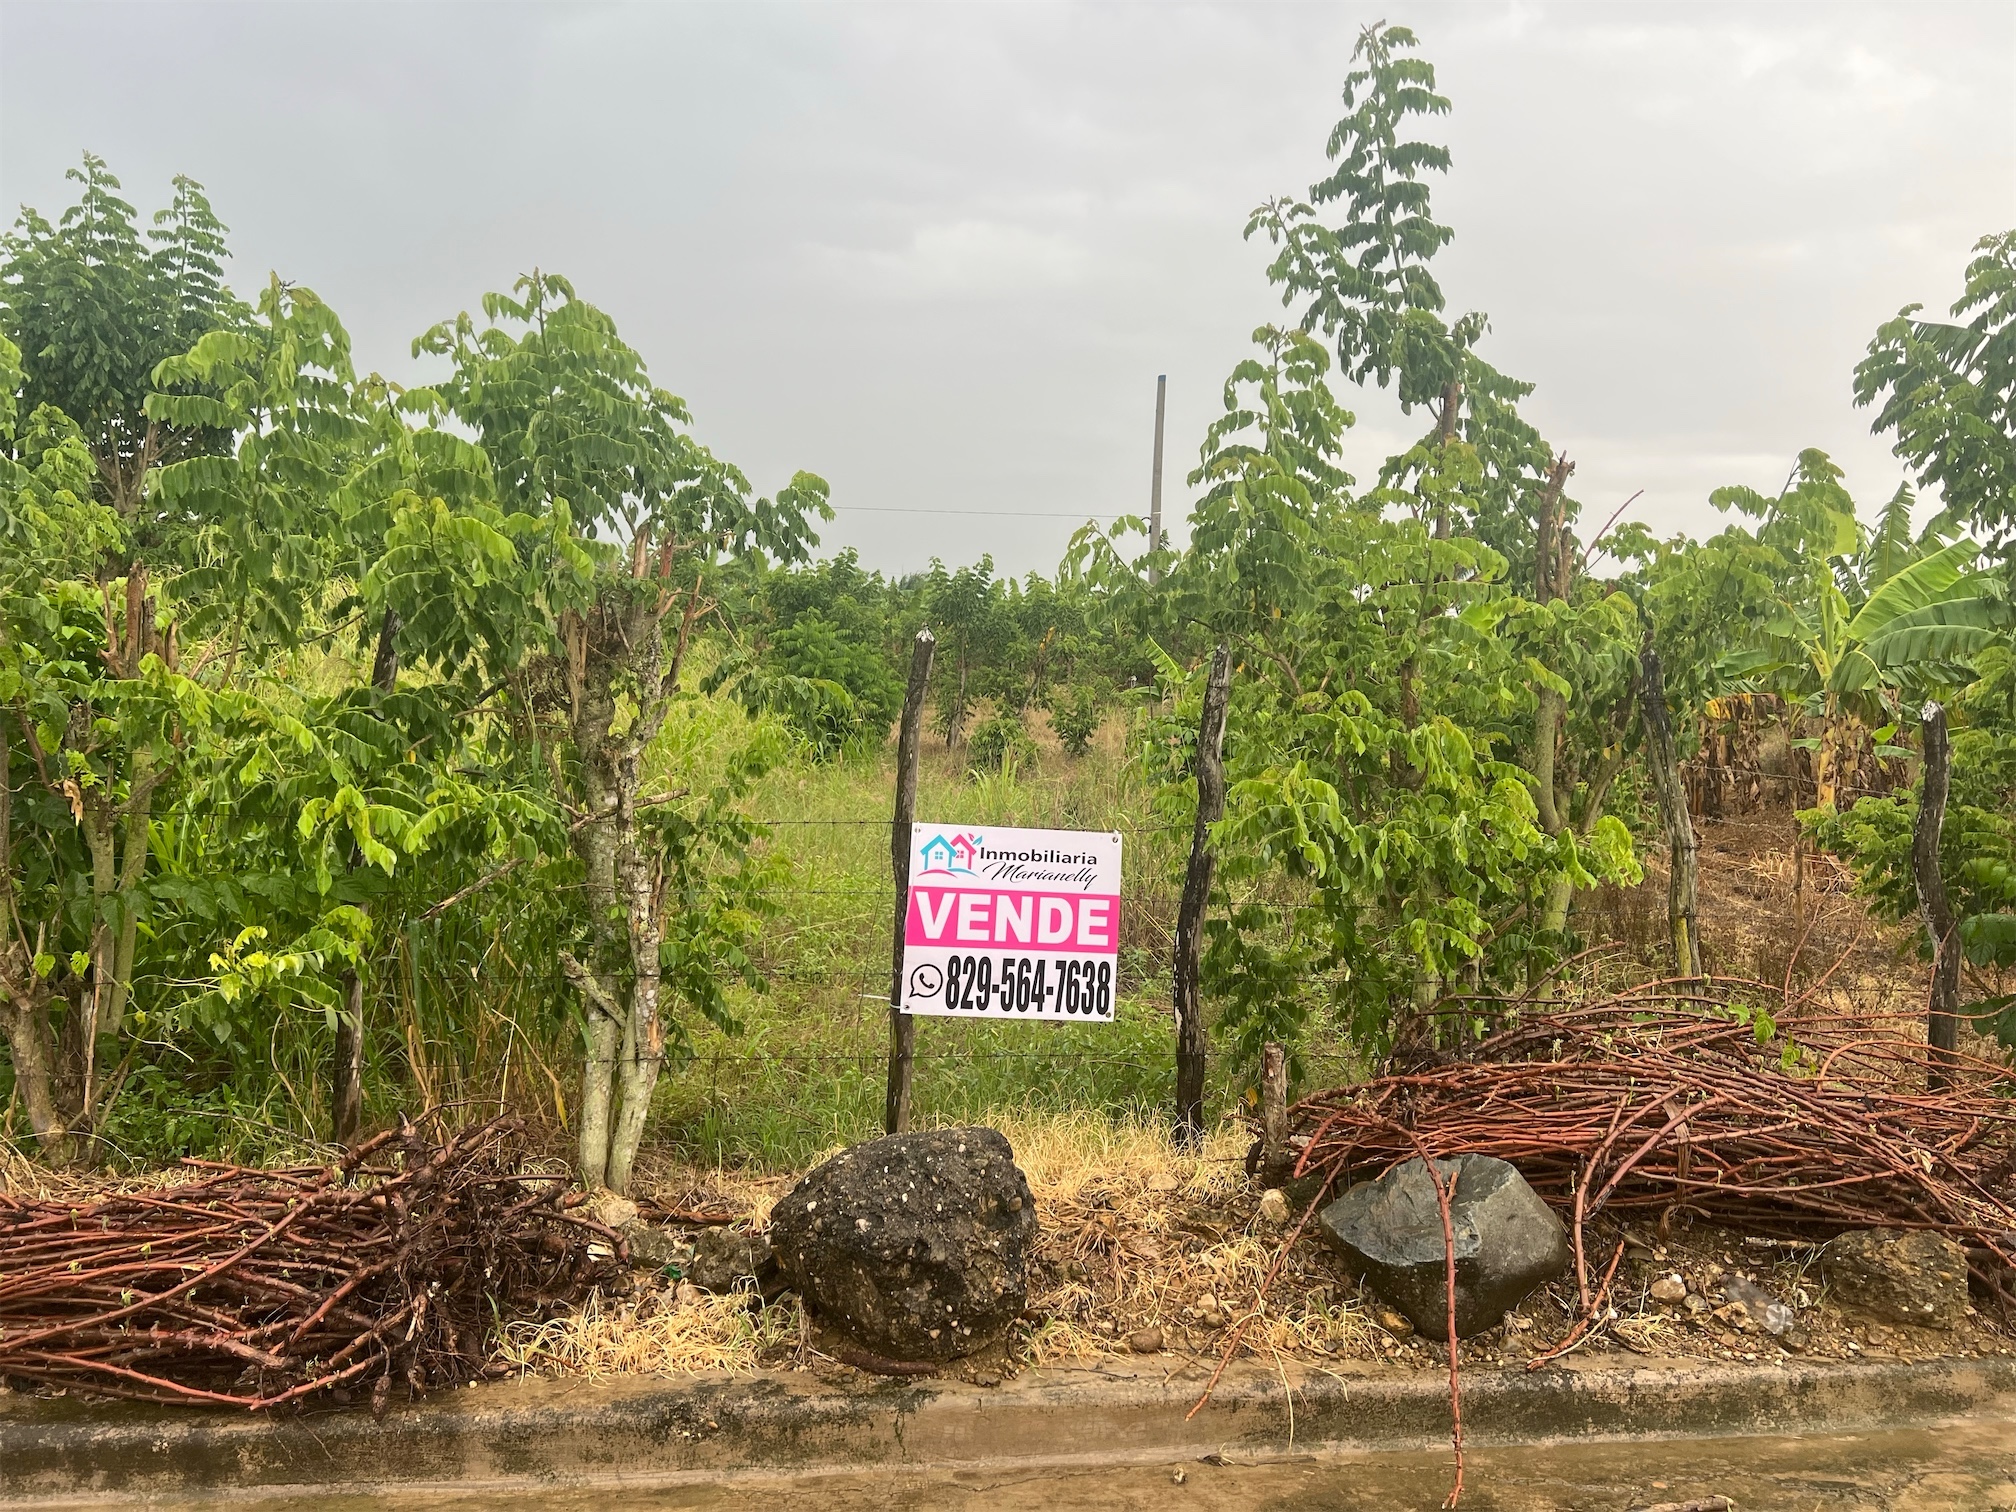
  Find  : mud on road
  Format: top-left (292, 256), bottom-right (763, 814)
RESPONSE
top-left (142, 1416), bottom-right (2016, 1512)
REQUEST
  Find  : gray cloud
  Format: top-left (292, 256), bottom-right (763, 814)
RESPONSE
top-left (3, 1), bottom-right (2009, 575)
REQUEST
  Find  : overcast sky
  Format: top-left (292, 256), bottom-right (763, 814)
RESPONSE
top-left (3, 2), bottom-right (2011, 577)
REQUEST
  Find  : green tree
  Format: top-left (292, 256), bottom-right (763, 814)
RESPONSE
top-left (1856, 230), bottom-right (2016, 552)
top-left (1, 156), bottom-right (243, 524)
top-left (417, 271), bottom-right (827, 1193)
top-left (1244, 22), bottom-right (1634, 953)
top-left (1077, 318), bottom-right (1636, 1070)
top-left (923, 556), bottom-right (1005, 745)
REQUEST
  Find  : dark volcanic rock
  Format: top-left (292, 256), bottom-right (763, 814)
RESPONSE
top-left (1317, 1154), bottom-right (1568, 1340)
top-left (767, 1127), bottom-right (1039, 1362)
top-left (1823, 1228), bottom-right (1969, 1329)
top-left (685, 1229), bottom-right (778, 1296)
top-left (621, 1222), bottom-right (685, 1272)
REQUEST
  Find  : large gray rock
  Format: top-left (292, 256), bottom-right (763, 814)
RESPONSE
top-left (1823, 1228), bottom-right (1969, 1329)
top-left (1317, 1154), bottom-right (1568, 1340)
top-left (767, 1127), bottom-right (1038, 1362)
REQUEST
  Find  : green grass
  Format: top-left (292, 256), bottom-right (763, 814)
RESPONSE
top-left (645, 714), bottom-right (1219, 1172)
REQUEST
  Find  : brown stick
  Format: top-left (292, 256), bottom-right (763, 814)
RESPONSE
top-left (829, 1343), bottom-right (940, 1377)
top-left (1174, 643), bottom-right (1232, 1149)
top-left (1395, 1130), bottom-right (1465, 1508)
top-left (1913, 701), bottom-right (1961, 1086)
top-left (885, 628), bottom-right (935, 1135)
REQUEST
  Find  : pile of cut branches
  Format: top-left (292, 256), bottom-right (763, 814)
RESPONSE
top-left (0, 1116), bottom-right (622, 1408)
top-left (1289, 982), bottom-right (2016, 1329)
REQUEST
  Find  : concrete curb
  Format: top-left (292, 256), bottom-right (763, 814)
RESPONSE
top-left (3, 1353), bottom-right (2012, 1503)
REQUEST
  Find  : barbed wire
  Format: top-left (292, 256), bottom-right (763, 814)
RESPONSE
top-left (679, 1047), bottom-right (1365, 1067)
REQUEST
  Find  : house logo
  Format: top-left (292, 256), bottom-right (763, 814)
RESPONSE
top-left (918, 831), bottom-right (982, 877)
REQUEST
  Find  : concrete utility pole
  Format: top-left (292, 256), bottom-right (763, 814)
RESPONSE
top-left (1148, 373), bottom-right (1167, 585)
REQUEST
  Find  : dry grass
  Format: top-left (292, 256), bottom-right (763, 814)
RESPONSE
top-left (501, 1106), bottom-right (1384, 1382)
top-left (494, 1288), bottom-right (800, 1380)
top-left (0, 1145), bottom-right (215, 1201)
top-left (1002, 1108), bottom-right (1380, 1364)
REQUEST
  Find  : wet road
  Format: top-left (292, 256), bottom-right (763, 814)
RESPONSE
top-left (134, 1416), bottom-right (2016, 1512)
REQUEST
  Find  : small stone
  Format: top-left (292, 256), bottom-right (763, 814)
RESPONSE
top-left (1719, 1276), bottom-right (1796, 1337)
top-left (1373, 1307), bottom-right (1415, 1340)
top-left (1145, 1170), bottom-right (1180, 1194)
top-left (1127, 1326), bottom-right (1165, 1353)
top-left (1172, 1469), bottom-right (1187, 1485)
top-left (1823, 1229), bottom-right (1969, 1329)
top-left (587, 1191), bottom-right (639, 1232)
top-left (1683, 1293), bottom-right (1712, 1315)
top-left (1650, 1273), bottom-right (1688, 1304)
top-left (1713, 1302), bottom-right (1755, 1332)
top-left (1257, 1188), bottom-right (1291, 1225)
top-left (674, 1280), bottom-right (703, 1308)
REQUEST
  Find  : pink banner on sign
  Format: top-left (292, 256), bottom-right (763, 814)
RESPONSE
top-left (905, 887), bottom-right (1121, 954)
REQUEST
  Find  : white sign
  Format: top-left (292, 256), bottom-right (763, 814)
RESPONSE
top-left (897, 822), bottom-right (1122, 1021)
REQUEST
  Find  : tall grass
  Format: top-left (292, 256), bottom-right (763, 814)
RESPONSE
top-left (649, 709), bottom-right (1207, 1171)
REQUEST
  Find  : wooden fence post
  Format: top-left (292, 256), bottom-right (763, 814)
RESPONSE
top-left (885, 628), bottom-right (936, 1135)
top-left (1913, 701), bottom-right (1961, 1087)
top-left (1173, 643), bottom-right (1231, 1149)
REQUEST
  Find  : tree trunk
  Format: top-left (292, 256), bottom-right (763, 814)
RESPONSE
top-left (1912, 701), bottom-right (1961, 1087)
top-left (1639, 644), bottom-right (1701, 978)
top-left (1173, 643), bottom-right (1231, 1149)
top-left (1815, 699), bottom-right (1844, 810)
top-left (0, 716), bottom-right (68, 1156)
top-left (333, 608), bottom-right (401, 1147)
top-left (568, 556), bottom-right (699, 1195)
top-left (574, 996), bottom-right (622, 1188)
top-left (1431, 378), bottom-right (1463, 540)
top-left (1258, 1041), bottom-right (1291, 1188)
top-left (1528, 452), bottom-right (1578, 940)
top-left (885, 629), bottom-right (935, 1136)
top-left (571, 600), bottom-right (636, 1190)
top-left (63, 794), bottom-right (119, 1124)
top-left (102, 769), bottom-right (152, 1043)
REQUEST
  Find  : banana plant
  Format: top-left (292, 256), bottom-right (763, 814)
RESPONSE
top-left (1714, 452), bottom-right (2004, 807)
